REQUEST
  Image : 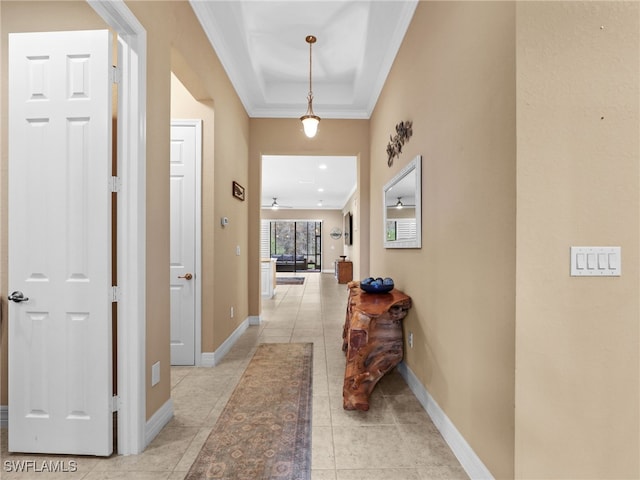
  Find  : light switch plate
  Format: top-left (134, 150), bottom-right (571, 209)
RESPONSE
top-left (571, 246), bottom-right (621, 276)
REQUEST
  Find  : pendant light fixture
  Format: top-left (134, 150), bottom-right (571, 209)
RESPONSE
top-left (300, 35), bottom-right (320, 138)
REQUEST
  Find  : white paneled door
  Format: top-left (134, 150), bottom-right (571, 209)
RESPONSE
top-left (8, 30), bottom-right (113, 455)
top-left (170, 121), bottom-right (201, 366)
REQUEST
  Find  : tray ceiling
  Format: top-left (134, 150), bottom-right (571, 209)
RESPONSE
top-left (190, 0), bottom-right (418, 119)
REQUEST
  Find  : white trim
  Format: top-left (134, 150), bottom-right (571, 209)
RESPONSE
top-left (397, 362), bottom-right (494, 480)
top-left (0, 406), bottom-right (7, 428)
top-left (363, 0), bottom-right (418, 117)
top-left (248, 315), bottom-right (261, 326)
top-left (88, 0), bottom-right (147, 456)
top-left (200, 352), bottom-right (216, 368)
top-left (213, 318), bottom-right (249, 365)
top-left (200, 317), bottom-right (255, 367)
top-left (170, 120), bottom-right (203, 367)
top-left (144, 398), bottom-right (173, 448)
top-left (194, 121), bottom-right (202, 367)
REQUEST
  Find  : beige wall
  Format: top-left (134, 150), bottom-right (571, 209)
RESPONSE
top-left (1, 0), bottom-right (249, 421)
top-left (126, 1), bottom-right (250, 367)
top-left (369, 2), bottom-right (517, 478)
top-left (371, 1), bottom-right (639, 478)
top-left (514, 2), bottom-right (639, 478)
top-left (169, 73), bottom-right (217, 357)
top-left (248, 119), bottom-right (370, 316)
top-left (260, 209), bottom-right (345, 271)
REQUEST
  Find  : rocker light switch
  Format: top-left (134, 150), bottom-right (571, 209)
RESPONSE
top-left (597, 253), bottom-right (607, 269)
top-left (571, 246), bottom-right (621, 276)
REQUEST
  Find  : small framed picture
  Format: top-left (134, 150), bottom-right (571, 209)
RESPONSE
top-left (232, 181), bottom-right (245, 201)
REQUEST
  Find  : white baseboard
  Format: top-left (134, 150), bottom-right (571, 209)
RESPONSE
top-left (0, 405), bottom-right (7, 428)
top-left (397, 362), bottom-right (494, 480)
top-left (201, 316), bottom-right (254, 367)
top-left (248, 315), bottom-right (261, 326)
top-left (144, 397), bottom-right (173, 448)
top-left (2, 400), bottom-right (174, 451)
top-left (200, 352), bottom-right (216, 367)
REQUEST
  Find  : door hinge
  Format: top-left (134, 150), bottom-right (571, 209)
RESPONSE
top-left (111, 286), bottom-right (121, 303)
top-left (109, 176), bottom-right (121, 193)
top-left (111, 65), bottom-right (121, 84)
top-left (111, 395), bottom-right (120, 412)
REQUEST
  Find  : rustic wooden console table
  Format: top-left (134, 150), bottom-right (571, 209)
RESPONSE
top-left (342, 281), bottom-right (412, 411)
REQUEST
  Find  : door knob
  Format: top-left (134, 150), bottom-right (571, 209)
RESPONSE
top-left (178, 273), bottom-right (193, 280)
top-left (8, 291), bottom-right (29, 303)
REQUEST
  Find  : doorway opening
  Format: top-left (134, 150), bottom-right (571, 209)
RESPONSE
top-left (266, 220), bottom-right (322, 273)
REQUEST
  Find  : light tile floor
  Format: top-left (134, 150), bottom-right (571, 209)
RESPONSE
top-left (1, 272), bottom-right (468, 479)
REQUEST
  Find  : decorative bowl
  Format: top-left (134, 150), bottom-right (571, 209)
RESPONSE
top-left (360, 276), bottom-right (394, 294)
top-left (360, 283), bottom-right (394, 294)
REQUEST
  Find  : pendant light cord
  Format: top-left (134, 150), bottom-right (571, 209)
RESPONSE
top-left (306, 35), bottom-right (315, 100)
top-left (308, 39), bottom-right (312, 98)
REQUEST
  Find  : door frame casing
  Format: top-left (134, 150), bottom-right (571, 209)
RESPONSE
top-left (88, 0), bottom-right (147, 455)
top-left (170, 119), bottom-right (202, 367)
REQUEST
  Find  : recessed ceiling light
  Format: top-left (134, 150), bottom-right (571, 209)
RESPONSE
top-left (318, 187), bottom-right (324, 192)
top-left (318, 164), bottom-right (327, 170)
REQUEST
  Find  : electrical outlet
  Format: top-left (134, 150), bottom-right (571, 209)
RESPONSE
top-left (230, 306), bottom-right (234, 318)
top-left (408, 332), bottom-right (414, 348)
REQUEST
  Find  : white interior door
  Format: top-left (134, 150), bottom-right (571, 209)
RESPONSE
top-left (8, 30), bottom-right (113, 456)
top-left (170, 120), bottom-right (201, 366)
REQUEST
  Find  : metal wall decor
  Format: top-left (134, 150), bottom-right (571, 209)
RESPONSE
top-left (386, 120), bottom-right (413, 167)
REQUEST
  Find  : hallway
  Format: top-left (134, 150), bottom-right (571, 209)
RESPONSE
top-left (1, 273), bottom-right (467, 479)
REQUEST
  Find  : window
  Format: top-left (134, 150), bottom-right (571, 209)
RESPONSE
top-left (261, 220), bottom-right (322, 272)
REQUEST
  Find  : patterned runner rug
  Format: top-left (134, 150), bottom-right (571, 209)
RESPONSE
top-left (185, 343), bottom-right (313, 480)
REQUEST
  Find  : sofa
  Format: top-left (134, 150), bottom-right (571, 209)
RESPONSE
top-left (271, 254), bottom-right (308, 272)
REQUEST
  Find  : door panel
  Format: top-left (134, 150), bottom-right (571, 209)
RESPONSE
top-left (170, 121), bottom-right (199, 366)
top-left (8, 30), bottom-right (113, 456)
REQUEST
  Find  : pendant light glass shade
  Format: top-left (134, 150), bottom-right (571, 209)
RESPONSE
top-left (301, 98), bottom-right (320, 138)
top-left (302, 117), bottom-right (319, 137)
top-left (301, 35), bottom-right (320, 138)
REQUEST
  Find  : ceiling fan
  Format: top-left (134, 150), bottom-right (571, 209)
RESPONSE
top-left (262, 197), bottom-right (293, 209)
top-left (388, 197), bottom-right (416, 209)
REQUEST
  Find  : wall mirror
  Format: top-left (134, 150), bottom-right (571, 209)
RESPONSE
top-left (383, 155), bottom-right (421, 248)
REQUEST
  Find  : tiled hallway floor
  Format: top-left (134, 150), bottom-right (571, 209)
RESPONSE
top-left (1, 272), bottom-right (468, 479)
